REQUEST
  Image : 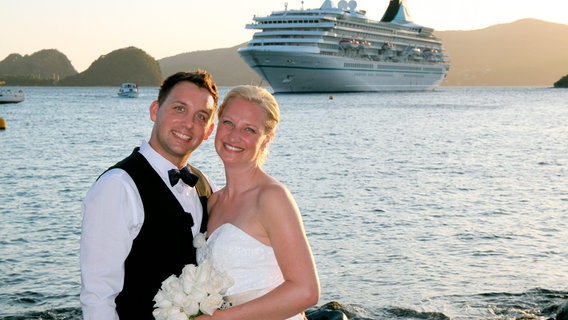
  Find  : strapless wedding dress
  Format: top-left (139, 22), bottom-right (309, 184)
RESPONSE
top-left (197, 223), bottom-right (304, 320)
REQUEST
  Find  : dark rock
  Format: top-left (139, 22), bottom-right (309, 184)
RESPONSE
top-left (387, 307), bottom-right (450, 319)
top-left (307, 301), bottom-right (352, 320)
top-left (557, 300), bottom-right (568, 320)
top-left (307, 309), bottom-right (348, 320)
top-left (553, 75), bottom-right (568, 88)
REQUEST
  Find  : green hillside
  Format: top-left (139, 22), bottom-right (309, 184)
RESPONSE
top-left (59, 47), bottom-right (161, 86)
top-left (0, 49), bottom-right (77, 85)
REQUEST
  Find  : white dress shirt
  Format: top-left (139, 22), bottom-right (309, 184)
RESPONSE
top-left (80, 140), bottom-right (216, 319)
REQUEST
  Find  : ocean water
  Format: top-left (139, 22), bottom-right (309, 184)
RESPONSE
top-left (1, 86), bottom-right (567, 319)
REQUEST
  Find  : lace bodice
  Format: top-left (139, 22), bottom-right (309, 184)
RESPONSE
top-left (196, 223), bottom-right (305, 319)
top-left (196, 223), bottom-right (284, 296)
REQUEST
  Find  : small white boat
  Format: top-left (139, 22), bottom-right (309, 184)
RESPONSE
top-left (117, 83), bottom-right (139, 98)
top-left (0, 88), bottom-right (25, 104)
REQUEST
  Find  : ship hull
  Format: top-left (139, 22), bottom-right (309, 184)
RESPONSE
top-left (239, 48), bottom-right (447, 93)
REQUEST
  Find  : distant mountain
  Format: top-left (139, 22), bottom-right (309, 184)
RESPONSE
top-left (59, 47), bottom-right (161, 86)
top-left (159, 43), bottom-right (262, 86)
top-left (436, 19), bottom-right (568, 86)
top-left (159, 19), bottom-right (568, 87)
top-left (0, 49), bottom-right (77, 85)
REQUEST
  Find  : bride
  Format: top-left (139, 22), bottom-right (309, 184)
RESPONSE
top-left (196, 85), bottom-right (320, 319)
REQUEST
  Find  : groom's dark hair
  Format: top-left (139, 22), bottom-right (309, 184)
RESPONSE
top-left (157, 69), bottom-right (219, 109)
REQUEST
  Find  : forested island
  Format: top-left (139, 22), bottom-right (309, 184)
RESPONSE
top-left (554, 75), bottom-right (568, 88)
top-left (0, 47), bottom-right (161, 86)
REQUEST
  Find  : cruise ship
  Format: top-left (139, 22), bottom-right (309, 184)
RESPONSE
top-left (238, 0), bottom-right (450, 93)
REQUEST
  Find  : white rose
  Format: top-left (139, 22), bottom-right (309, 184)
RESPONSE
top-left (223, 277), bottom-right (235, 294)
top-left (180, 272), bottom-right (197, 293)
top-left (204, 270), bottom-right (230, 294)
top-left (180, 264), bottom-right (200, 294)
top-left (193, 233), bottom-right (206, 248)
top-left (204, 272), bottom-right (225, 294)
top-left (216, 271), bottom-right (235, 294)
top-left (181, 264), bottom-right (198, 281)
top-left (195, 260), bottom-right (214, 285)
top-left (153, 305), bottom-right (186, 320)
top-left (152, 307), bottom-right (166, 320)
top-left (153, 290), bottom-right (173, 309)
top-left (161, 275), bottom-right (183, 297)
top-left (165, 307), bottom-right (190, 320)
top-left (160, 275), bottom-right (178, 289)
top-left (187, 284), bottom-right (208, 303)
top-left (170, 290), bottom-right (188, 307)
top-left (180, 295), bottom-right (200, 316)
top-left (200, 293), bottom-right (224, 316)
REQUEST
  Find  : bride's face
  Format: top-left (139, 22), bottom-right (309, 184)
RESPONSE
top-left (215, 97), bottom-right (271, 167)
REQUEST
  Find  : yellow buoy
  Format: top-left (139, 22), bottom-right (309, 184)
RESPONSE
top-left (328, 95), bottom-right (334, 100)
top-left (0, 117), bottom-right (6, 130)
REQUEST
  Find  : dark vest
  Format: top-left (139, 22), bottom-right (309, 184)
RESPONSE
top-left (110, 148), bottom-right (212, 319)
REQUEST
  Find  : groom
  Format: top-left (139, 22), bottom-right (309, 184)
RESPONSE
top-left (80, 70), bottom-right (217, 319)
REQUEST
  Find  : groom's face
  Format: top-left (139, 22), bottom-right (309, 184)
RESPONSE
top-left (149, 81), bottom-right (215, 166)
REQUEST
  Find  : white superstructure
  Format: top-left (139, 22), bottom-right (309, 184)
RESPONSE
top-left (117, 83), bottom-right (139, 98)
top-left (238, 0), bottom-right (450, 93)
top-left (0, 88), bottom-right (25, 104)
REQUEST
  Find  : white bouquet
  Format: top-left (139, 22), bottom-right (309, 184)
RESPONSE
top-left (152, 259), bottom-right (234, 320)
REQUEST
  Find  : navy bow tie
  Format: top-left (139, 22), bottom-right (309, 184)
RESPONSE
top-left (168, 167), bottom-right (199, 187)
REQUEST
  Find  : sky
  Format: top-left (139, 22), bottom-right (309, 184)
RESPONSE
top-left (2, 0), bottom-right (567, 72)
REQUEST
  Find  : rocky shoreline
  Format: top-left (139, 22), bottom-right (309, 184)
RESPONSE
top-left (553, 74), bottom-right (568, 88)
top-left (306, 300), bottom-right (568, 320)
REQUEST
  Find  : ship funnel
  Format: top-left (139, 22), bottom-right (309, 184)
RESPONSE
top-left (380, 0), bottom-right (414, 23)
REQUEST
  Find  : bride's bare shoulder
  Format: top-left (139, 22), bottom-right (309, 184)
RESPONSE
top-left (207, 188), bottom-right (225, 210)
